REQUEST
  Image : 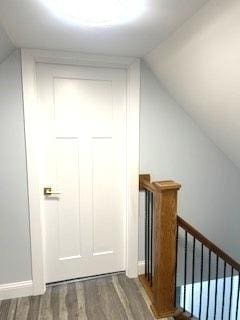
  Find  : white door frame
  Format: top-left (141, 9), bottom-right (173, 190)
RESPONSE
top-left (21, 49), bottom-right (140, 295)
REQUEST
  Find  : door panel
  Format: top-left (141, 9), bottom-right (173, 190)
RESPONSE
top-left (92, 137), bottom-right (114, 255)
top-left (37, 63), bottom-right (127, 283)
top-left (56, 137), bottom-right (81, 260)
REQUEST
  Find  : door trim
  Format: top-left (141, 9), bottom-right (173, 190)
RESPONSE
top-left (21, 49), bottom-right (140, 295)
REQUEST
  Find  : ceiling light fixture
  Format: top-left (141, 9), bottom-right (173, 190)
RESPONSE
top-left (39, 0), bottom-right (145, 27)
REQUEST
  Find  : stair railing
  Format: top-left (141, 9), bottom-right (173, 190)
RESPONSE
top-left (139, 174), bottom-right (240, 320)
top-left (175, 216), bottom-right (240, 320)
top-left (139, 174), bottom-right (181, 318)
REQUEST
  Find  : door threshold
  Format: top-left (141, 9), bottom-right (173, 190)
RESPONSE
top-left (46, 271), bottom-right (125, 287)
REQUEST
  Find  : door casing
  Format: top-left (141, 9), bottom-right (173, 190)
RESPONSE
top-left (21, 49), bottom-right (140, 295)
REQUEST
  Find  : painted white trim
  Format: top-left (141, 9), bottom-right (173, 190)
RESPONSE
top-left (0, 281), bottom-right (33, 300)
top-left (21, 49), bottom-right (140, 295)
top-left (138, 261), bottom-right (145, 275)
top-left (22, 49), bottom-right (136, 69)
top-left (21, 49), bottom-right (45, 296)
top-left (126, 59), bottom-right (140, 278)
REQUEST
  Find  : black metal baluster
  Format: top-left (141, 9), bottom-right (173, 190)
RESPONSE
top-left (145, 189), bottom-right (148, 277)
top-left (206, 250), bottom-right (212, 320)
top-left (199, 243), bottom-right (204, 320)
top-left (147, 190), bottom-right (150, 281)
top-left (236, 272), bottom-right (240, 320)
top-left (229, 266), bottom-right (234, 320)
top-left (174, 225), bottom-right (179, 307)
top-left (214, 256), bottom-right (219, 320)
top-left (191, 237), bottom-right (196, 317)
top-left (222, 261), bottom-right (227, 320)
top-left (150, 192), bottom-right (153, 286)
top-left (183, 231), bottom-right (188, 312)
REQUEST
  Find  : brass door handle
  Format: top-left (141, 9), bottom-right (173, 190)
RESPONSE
top-left (44, 187), bottom-right (61, 196)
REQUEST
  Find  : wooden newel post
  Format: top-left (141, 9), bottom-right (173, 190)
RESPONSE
top-left (151, 181), bottom-right (181, 319)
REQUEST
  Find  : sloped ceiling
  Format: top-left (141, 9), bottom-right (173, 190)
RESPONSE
top-left (0, 23), bottom-right (15, 63)
top-left (145, 0), bottom-right (240, 169)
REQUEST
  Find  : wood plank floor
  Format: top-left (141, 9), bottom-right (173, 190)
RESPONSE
top-left (0, 273), bottom-right (170, 320)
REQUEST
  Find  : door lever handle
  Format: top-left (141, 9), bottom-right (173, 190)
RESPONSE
top-left (44, 187), bottom-right (61, 196)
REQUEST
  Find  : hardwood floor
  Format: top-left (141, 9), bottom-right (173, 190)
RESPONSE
top-left (0, 273), bottom-right (168, 320)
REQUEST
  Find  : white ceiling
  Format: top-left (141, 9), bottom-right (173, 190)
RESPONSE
top-left (0, 23), bottom-right (15, 63)
top-left (0, 0), bottom-right (208, 57)
top-left (146, 0), bottom-right (240, 168)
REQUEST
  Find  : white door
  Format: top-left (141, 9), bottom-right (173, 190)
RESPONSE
top-left (36, 63), bottom-right (127, 283)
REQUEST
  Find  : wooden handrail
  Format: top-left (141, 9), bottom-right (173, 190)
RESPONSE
top-left (139, 174), bottom-right (154, 192)
top-left (140, 178), bottom-right (156, 193)
top-left (177, 216), bottom-right (240, 272)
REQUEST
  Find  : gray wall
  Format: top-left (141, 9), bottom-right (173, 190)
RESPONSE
top-left (146, 0), bottom-right (240, 170)
top-left (139, 61), bottom-right (240, 263)
top-left (0, 50), bottom-right (32, 284)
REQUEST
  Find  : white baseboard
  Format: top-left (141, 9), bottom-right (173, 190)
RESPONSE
top-left (0, 280), bottom-right (33, 300)
top-left (138, 260), bottom-right (145, 275)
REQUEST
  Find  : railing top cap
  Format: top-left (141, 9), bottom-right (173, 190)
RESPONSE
top-left (153, 180), bottom-right (181, 191)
